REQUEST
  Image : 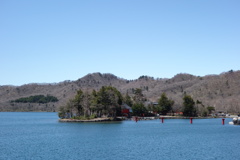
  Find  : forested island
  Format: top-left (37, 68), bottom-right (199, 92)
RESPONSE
top-left (58, 86), bottom-right (215, 122)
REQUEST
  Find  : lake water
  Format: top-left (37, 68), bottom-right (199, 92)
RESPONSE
top-left (0, 112), bottom-right (240, 160)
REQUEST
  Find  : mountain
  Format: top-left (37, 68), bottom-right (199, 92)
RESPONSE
top-left (1, 70), bottom-right (240, 113)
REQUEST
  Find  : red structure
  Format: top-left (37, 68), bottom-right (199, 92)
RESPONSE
top-left (135, 117), bottom-right (138, 122)
top-left (190, 117), bottom-right (193, 124)
top-left (121, 109), bottom-right (129, 114)
top-left (121, 104), bottom-right (132, 118)
top-left (222, 118), bottom-right (225, 125)
top-left (161, 117), bottom-right (164, 123)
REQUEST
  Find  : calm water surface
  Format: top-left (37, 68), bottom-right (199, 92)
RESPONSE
top-left (0, 112), bottom-right (240, 160)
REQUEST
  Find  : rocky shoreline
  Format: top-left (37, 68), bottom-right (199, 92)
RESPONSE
top-left (58, 115), bottom-right (233, 123)
top-left (59, 117), bottom-right (114, 122)
top-left (59, 116), bottom-right (219, 123)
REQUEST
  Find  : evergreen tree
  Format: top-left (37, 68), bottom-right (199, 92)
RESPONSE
top-left (94, 86), bottom-right (123, 118)
top-left (132, 103), bottom-right (147, 116)
top-left (58, 86), bottom-right (124, 119)
top-left (158, 93), bottom-right (174, 115)
top-left (124, 93), bottom-right (133, 107)
top-left (12, 95), bottom-right (58, 103)
top-left (207, 106), bottom-right (215, 114)
top-left (73, 90), bottom-right (84, 116)
top-left (182, 95), bottom-right (197, 117)
top-left (65, 99), bottom-right (75, 118)
top-left (58, 106), bottom-right (66, 119)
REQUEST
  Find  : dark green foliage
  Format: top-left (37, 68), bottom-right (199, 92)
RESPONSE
top-left (207, 106), bottom-right (215, 113)
top-left (124, 93), bottom-right (133, 107)
top-left (138, 75), bottom-right (154, 80)
top-left (71, 114), bottom-right (97, 120)
top-left (74, 90), bottom-right (84, 116)
top-left (59, 86), bottom-right (123, 119)
top-left (11, 95), bottom-right (58, 103)
top-left (58, 106), bottom-right (66, 119)
top-left (158, 93), bottom-right (174, 115)
top-left (132, 103), bottom-right (147, 116)
top-left (202, 110), bottom-right (208, 117)
top-left (134, 88), bottom-right (142, 95)
top-left (93, 86), bottom-right (123, 117)
top-left (151, 105), bottom-right (162, 114)
top-left (182, 95), bottom-right (197, 117)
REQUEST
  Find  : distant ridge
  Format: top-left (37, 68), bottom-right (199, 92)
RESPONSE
top-left (1, 70), bottom-right (240, 112)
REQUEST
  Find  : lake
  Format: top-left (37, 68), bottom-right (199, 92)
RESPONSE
top-left (0, 112), bottom-right (240, 160)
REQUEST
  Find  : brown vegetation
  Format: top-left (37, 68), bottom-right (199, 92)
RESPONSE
top-left (1, 70), bottom-right (240, 113)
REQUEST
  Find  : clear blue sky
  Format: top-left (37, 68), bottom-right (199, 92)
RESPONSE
top-left (1, 0), bottom-right (240, 86)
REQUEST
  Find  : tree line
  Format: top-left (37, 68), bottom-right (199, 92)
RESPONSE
top-left (11, 95), bottom-right (58, 103)
top-left (58, 86), bottom-right (123, 119)
top-left (58, 86), bottom-right (214, 119)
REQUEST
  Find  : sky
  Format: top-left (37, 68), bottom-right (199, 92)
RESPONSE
top-left (0, 0), bottom-right (240, 86)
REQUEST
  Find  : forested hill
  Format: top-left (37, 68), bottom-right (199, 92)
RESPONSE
top-left (0, 70), bottom-right (240, 112)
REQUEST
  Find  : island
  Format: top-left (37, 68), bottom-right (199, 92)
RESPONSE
top-left (58, 86), bottom-right (219, 122)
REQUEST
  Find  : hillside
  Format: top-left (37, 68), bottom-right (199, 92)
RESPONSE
top-left (1, 71), bottom-right (240, 113)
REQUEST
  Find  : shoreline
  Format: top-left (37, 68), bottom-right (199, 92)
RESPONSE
top-left (59, 116), bottom-right (232, 122)
top-left (59, 117), bottom-right (113, 122)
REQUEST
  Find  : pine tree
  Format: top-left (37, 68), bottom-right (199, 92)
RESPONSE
top-left (158, 93), bottom-right (174, 115)
top-left (182, 95), bottom-right (197, 117)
